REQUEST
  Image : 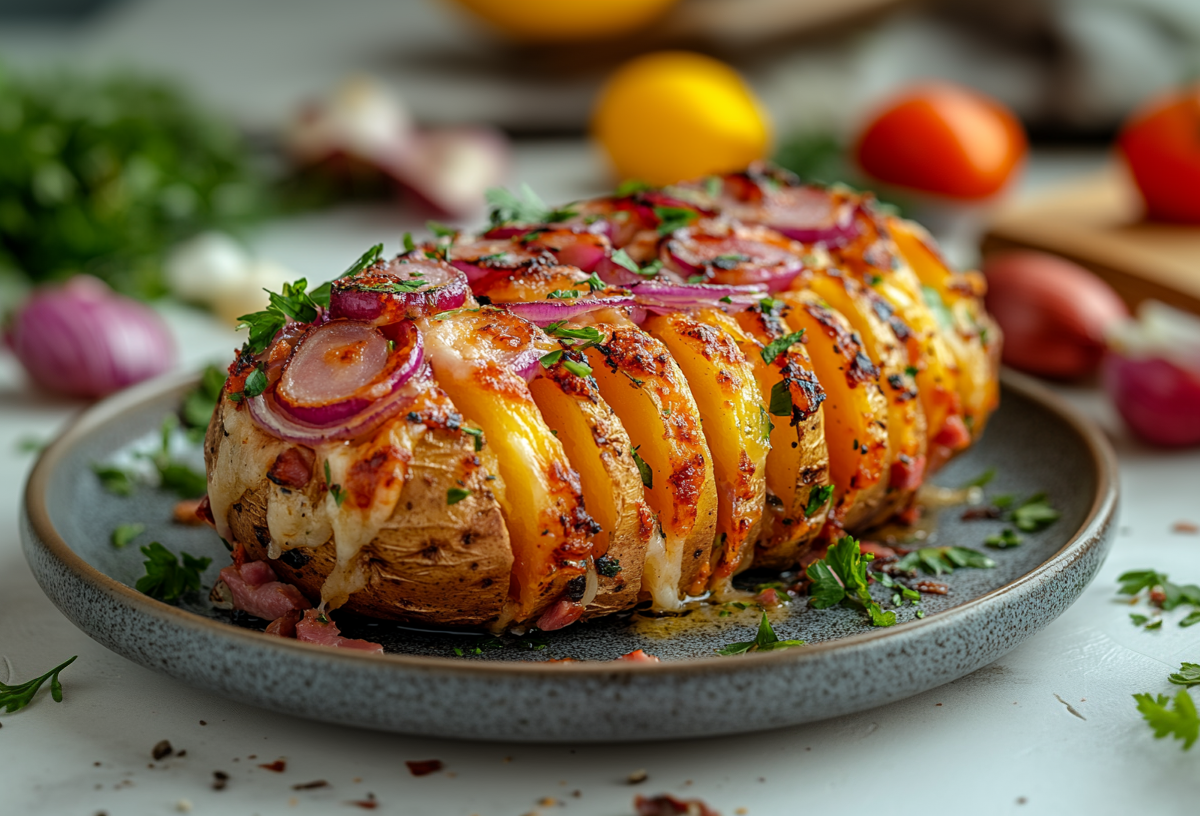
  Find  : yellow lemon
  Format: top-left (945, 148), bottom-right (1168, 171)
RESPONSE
top-left (592, 51), bottom-right (772, 186)
top-left (447, 0), bottom-right (680, 43)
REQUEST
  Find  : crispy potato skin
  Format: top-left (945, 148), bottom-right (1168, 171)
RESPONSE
top-left (208, 388), bottom-right (513, 628)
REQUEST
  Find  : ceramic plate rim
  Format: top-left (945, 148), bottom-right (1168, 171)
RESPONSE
top-left (23, 368), bottom-right (1118, 679)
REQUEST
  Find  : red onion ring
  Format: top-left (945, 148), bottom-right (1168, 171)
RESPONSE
top-left (330, 258), bottom-right (468, 323)
top-left (274, 320), bottom-right (423, 426)
top-left (660, 222), bottom-right (808, 293)
top-left (503, 295), bottom-right (635, 326)
top-left (247, 365), bottom-right (430, 447)
top-left (449, 237), bottom-right (544, 283)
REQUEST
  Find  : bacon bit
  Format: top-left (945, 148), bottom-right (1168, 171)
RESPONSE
top-left (616, 649), bottom-right (660, 663)
top-left (634, 793), bottom-right (721, 816)
top-left (347, 792), bottom-right (379, 810)
top-left (194, 495), bottom-right (216, 527)
top-left (267, 447), bottom-right (315, 490)
top-left (1172, 521), bottom-right (1199, 534)
top-left (1150, 588), bottom-right (1167, 605)
top-left (292, 780), bottom-right (329, 790)
top-left (258, 759), bottom-right (287, 773)
top-left (888, 455), bottom-right (926, 493)
top-left (220, 562), bottom-right (311, 621)
top-left (536, 596), bottom-right (585, 631)
top-left (893, 505), bottom-right (921, 527)
top-left (754, 588), bottom-right (781, 607)
top-left (858, 541), bottom-right (897, 560)
top-left (913, 580), bottom-right (949, 595)
top-left (265, 610), bottom-right (303, 638)
top-left (405, 760), bottom-right (443, 777)
top-left (296, 610), bottom-right (384, 653)
top-left (961, 506), bottom-right (1001, 521)
top-left (171, 498), bottom-right (206, 526)
top-left (932, 414), bottom-right (971, 450)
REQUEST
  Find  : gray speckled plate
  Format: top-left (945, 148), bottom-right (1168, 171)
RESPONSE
top-left (21, 370), bottom-right (1117, 742)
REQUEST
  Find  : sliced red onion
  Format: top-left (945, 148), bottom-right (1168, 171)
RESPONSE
top-left (594, 254), bottom-right (649, 287)
top-left (5, 275), bottom-right (175, 398)
top-left (330, 258), bottom-right (468, 323)
top-left (528, 229), bottom-right (610, 272)
top-left (503, 296), bottom-right (635, 326)
top-left (248, 365), bottom-right (431, 446)
top-left (726, 188), bottom-right (859, 247)
top-left (661, 222), bottom-right (807, 293)
top-left (449, 237), bottom-right (543, 283)
top-left (631, 280), bottom-right (768, 300)
top-left (275, 320), bottom-right (422, 426)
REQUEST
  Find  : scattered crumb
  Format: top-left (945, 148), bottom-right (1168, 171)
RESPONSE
top-left (347, 792), bottom-right (379, 810)
top-left (248, 754), bottom-right (257, 760)
top-left (152, 740), bottom-right (174, 760)
top-left (176, 800), bottom-right (192, 813)
top-left (259, 759), bottom-right (287, 773)
top-left (199, 721), bottom-right (207, 726)
top-left (935, 703), bottom-right (943, 707)
top-left (212, 771), bottom-right (229, 791)
top-left (758, 777), bottom-right (766, 782)
top-left (1017, 797), bottom-right (1028, 805)
top-left (446, 771), bottom-right (457, 779)
top-left (292, 780), bottom-right (329, 790)
top-left (736, 809), bottom-right (748, 815)
top-left (627, 769), bottom-right (648, 785)
top-left (353, 778), bottom-right (362, 783)
top-left (288, 798), bottom-right (298, 807)
top-left (94, 762), bottom-right (101, 767)
top-left (406, 759), bottom-right (444, 777)
top-left (684, 780), bottom-right (693, 786)
top-left (503, 756), bottom-right (513, 763)
top-left (177, 750), bottom-right (187, 758)
top-left (539, 797), bottom-right (559, 807)
top-left (1173, 521), bottom-right (1198, 534)
top-left (571, 791), bottom-right (582, 798)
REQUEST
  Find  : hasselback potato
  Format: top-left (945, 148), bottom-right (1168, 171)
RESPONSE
top-left (204, 162), bottom-right (1000, 633)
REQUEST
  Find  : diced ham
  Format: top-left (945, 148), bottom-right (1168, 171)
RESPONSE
top-left (634, 794), bottom-right (721, 816)
top-left (754, 588), bottom-right (781, 607)
top-left (265, 610), bottom-right (303, 638)
top-left (932, 414), bottom-right (971, 451)
top-left (859, 540), bottom-right (898, 560)
top-left (888, 454), bottom-right (926, 493)
top-left (267, 447), bottom-right (315, 489)
top-left (536, 597), bottom-right (584, 632)
top-left (295, 610), bottom-right (384, 654)
top-left (219, 561), bottom-right (311, 621)
top-left (616, 649), bottom-right (660, 663)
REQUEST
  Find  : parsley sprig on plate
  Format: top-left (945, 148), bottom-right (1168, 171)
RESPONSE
top-left (136, 542), bottom-right (212, 604)
top-left (716, 612), bottom-right (804, 656)
top-left (1, 656), bottom-right (77, 714)
top-left (806, 536), bottom-right (896, 627)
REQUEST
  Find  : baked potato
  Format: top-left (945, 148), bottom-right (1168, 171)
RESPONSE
top-left (203, 163), bottom-right (1000, 634)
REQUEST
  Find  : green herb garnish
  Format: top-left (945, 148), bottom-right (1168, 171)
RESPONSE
top-left (485, 184), bottom-right (577, 226)
top-left (894, 546), bottom-right (995, 576)
top-left (462, 426), bottom-right (484, 452)
top-left (985, 528), bottom-right (1022, 549)
top-left (962, 468), bottom-right (996, 489)
top-left (806, 536), bottom-right (895, 627)
top-left (562, 358), bottom-right (593, 378)
top-left (760, 330), bottom-right (805, 365)
top-left (0, 655), bottom-right (77, 713)
top-left (632, 446), bottom-right (653, 489)
top-left (768, 380), bottom-right (792, 418)
top-left (546, 289), bottom-right (582, 299)
top-left (1170, 663), bottom-right (1200, 686)
top-left (447, 487), bottom-right (471, 505)
top-left (93, 463), bottom-right (136, 496)
top-left (804, 485), bottom-right (833, 518)
top-left (111, 523), bottom-right (146, 549)
top-left (653, 206), bottom-right (698, 235)
top-left (1134, 690), bottom-right (1198, 750)
top-left (136, 542), bottom-right (211, 603)
top-left (716, 611), bottom-right (804, 655)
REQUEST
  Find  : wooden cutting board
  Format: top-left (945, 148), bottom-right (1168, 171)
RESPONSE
top-left (981, 166), bottom-right (1200, 315)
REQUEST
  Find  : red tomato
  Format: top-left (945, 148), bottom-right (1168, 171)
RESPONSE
top-left (854, 83), bottom-right (1027, 200)
top-left (1117, 86), bottom-right (1200, 223)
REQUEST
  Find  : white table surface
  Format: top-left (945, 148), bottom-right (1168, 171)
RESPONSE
top-left (3, 3), bottom-right (1200, 811)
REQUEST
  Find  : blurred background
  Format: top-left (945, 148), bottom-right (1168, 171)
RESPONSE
top-left (1, 0), bottom-right (1199, 443)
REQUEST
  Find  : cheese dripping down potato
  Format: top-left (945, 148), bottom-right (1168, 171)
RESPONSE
top-left (205, 162), bottom-right (1000, 633)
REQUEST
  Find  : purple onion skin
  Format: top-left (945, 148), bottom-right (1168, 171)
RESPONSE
top-left (6, 276), bottom-right (175, 398)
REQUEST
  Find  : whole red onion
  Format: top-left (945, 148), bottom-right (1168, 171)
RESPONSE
top-left (5, 276), bottom-right (175, 398)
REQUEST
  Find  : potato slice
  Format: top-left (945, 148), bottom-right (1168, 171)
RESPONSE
top-left (420, 308), bottom-right (594, 626)
top-left (887, 218), bottom-right (1001, 446)
top-left (732, 304), bottom-right (832, 569)
top-left (529, 358), bottom-right (652, 618)
top-left (584, 323), bottom-right (718, 608)
top-left (213, 386), bottom-right (514, 628)
top-left (645, 308), bottom-right (769, 591)
top-left (776, 289), bottom-right (890, 530)
top-left (805, 269), bottom-right (927, 524)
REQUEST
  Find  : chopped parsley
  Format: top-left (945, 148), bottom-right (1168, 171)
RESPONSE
top-left (0, 655), bottom-right (77, 713)
top-left (540, 350), bottom-right (564, 367)
top-left (921, 285), bottom-right (954, 330)
top-left (759, 404), bottom-right (774, 441)
top-left (324, 460), bottom-right (346, 507)
top-left (93, 463), bottom-right (136, 496)
top-left (236, 275), bottom-right (330, 354)
top-left (615, 179), bottom-right (653, 196)
top-left (653, 206), bottom-right (699, 235)
top-left (704, 176), bottom-right (722, 197)
top-left (804, 485), bottom-right (834, 518)
top-left (340, 243), bottom-right (384, 278)
top-left (687, 274), bottom-right (707, 284)
top-left (716, 611), bottom-right (804, 655)
top-left (546, 289), bottom-right (581, 299)
top-left (904, 365), bottom-right (919, 377)
top-left (806, 536), bottom-right (896, 626)
top-left (759, 297), bottom-right (784, 314)
top-left (447, 487), bottom-right (471, 505)
top-left (544, 322), bottom-right (604, 349)
top-left (1134, 690), bottom-right (1198, 750)
top-left (146, 417), bottom-right (208, 498)
top-left (961, 468), bottom-right (996, 489)
top-left (760, 330), bottom-right (806, 365)
top-left (610, 247), bottom-right (661, 277)
top-left (985, 528), bottom-right (1022, 549)
top-left (596, 555), bottom-right (622, 578)
top-left (111, 523), bottom-right (145, 549)
top-left (1169, 663), bottom-right (1200, 687)
top-left (485, 184), bottom-right (577, 226)
top-left (136, 542), bottom-right (211, 604)
top-left (462, 426), bottom-right (484, 452)
top-left (583, 273), bottom-right (606, 292)
top-left (1009, 493), bottom-right (1060, 532)
top-left (712, 253), bottom-right (750, 270)
top-left (402, 232), bottom-right (416, 253)
top-left (562, 358), bottom-right (593, 378)
top-left (426, 220), bottom-right (456, 239)
top-left (181, 364), bottom-right (226, 433)
top-left (768, 380), bottom-right (792, 418)
top-left (632, 446), bottom-right (653, 489)
top-left (242, 365), bottom-right (268, 399)
top-left (1130, 613), bottom-right (1152, 627)
top-left (894, 546), bottom-right (995, 576)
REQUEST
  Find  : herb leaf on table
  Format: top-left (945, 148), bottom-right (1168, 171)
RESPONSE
top-left (0, 656), bottom-right (77, 713)
top-left (1169, 663), bottom-right (1200, 687)
top-left (1134, 690), bottom-right (1199, 751)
